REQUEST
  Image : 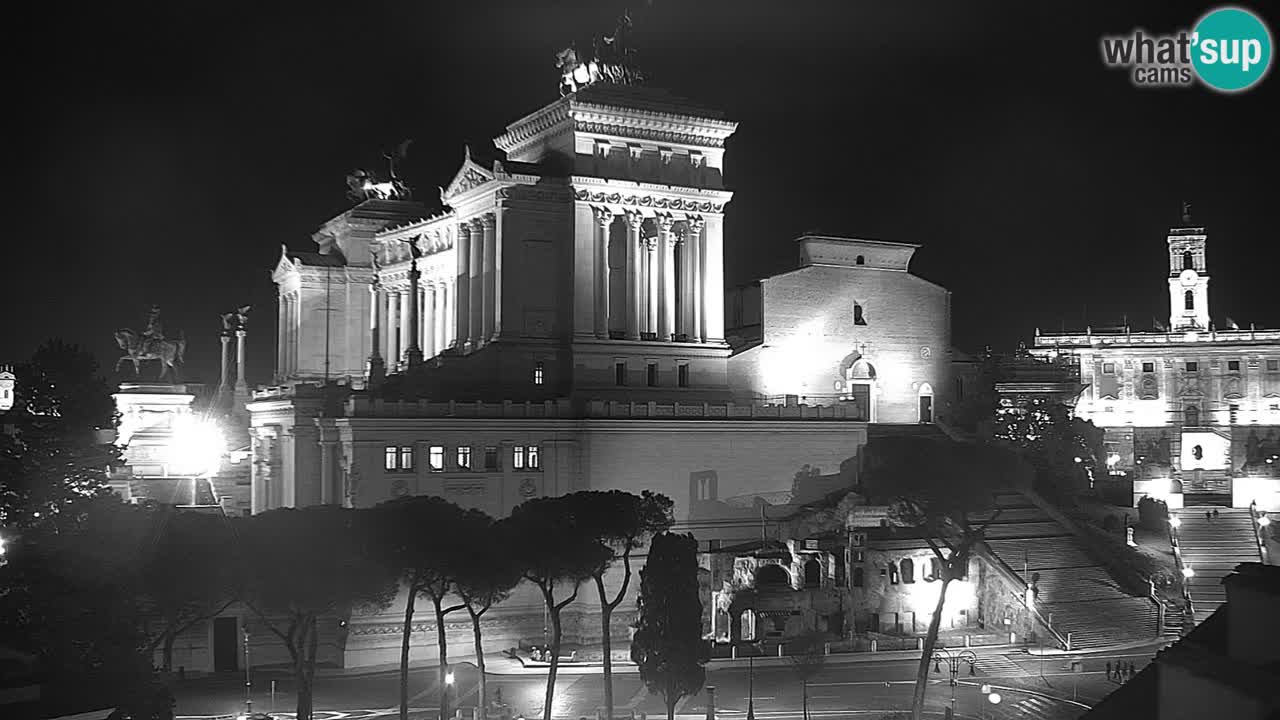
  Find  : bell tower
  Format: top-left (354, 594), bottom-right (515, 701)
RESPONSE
top-left (1167, 203), bottom-right (1210, 331)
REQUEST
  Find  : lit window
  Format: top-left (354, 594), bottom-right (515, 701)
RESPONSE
top-left (527, 444), bottom-right (540, 470)
top-left (533, 361), bottom-right (545, 385)
top-left (615, 361), bottom-right (627, 386)
top-left (1228, 360), bottom-right (1240, 372)
top-left (647, 362), bottom-right (658, 387)
top-left (484, 446), bottom-right (499, 470)
top-left (1142, 362), bottom-right (1155, 373)
top-left (678, 364), bottom-right (690, 388)
top-left (384, 446), bottom-right (397, 471)
top-left (428, 446), bottom-right (444, 472)
top-left (512, 445), bottom-right (540, 470)
top-left (399, 446), bottom-right (414, 471)
top-left (514, 446), bottom-right (525, 469)
top-left (1186, 361), bottom-right (1198, 372)
top-left (1103, 362), bottom-right (1115, 374)
top-left (456, 446), bottom-right (471, 470)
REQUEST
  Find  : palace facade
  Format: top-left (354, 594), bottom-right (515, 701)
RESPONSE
top-left (1031, 218), bottom-right (1280, 510)
top-left (234, 81), bottom-right (963, 670)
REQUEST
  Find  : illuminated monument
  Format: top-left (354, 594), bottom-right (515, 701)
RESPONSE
top-left (247, 24), bottom-right (961, 667)
top-left (1032, 206), bottom-right (1280, 510)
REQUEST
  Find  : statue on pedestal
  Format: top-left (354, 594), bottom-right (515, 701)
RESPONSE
top-left (115, 306), bottom-right (186, 382)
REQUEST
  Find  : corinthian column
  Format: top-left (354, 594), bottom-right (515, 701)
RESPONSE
top-left (398, 288), bottom-right (413, 368)
top-left (625, 211), bottom-right (643, 340)
top-left (423, 282), bottom-right (436, 359)
top-left (275, 297), bottom-right (286, 382)
top-left (593, 207), bottom-right (614, 338)
top-left (367, 283), bottom-right (385, 388)
top-left (645, 237), bottom-right (659, 336)
top-left (455, 223), bottom-right (472, 351)
top-left (480, 214), bottom-right (497, 343)
top-left (468, 218), bottom-right (484, 350)
top-left (686, 216), bottom-right (706, 343)
top-left (387, 290), bottom-right (400, 367)
top-left (658, 216), bottom-right (677, 341)
top-left (235, 328), bottom-right (248, 394)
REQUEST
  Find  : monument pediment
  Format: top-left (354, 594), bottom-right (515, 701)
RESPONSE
top-left (441, 147), bottom-right (495, 203)
top-left (271, 245), bottom-right (300, 282)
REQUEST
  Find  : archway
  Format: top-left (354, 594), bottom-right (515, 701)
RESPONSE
top-left (803, 558), bottom-right (821, 588)
top-left (755, 563), bottom-right (790, 590)
top-left (918, 382), bottom-right (934, 423)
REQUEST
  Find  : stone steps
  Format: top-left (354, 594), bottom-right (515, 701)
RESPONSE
top-left (985, 538), bottom-right (1097, 570)
top-left (1173, 507), bottom-right (1261, 626)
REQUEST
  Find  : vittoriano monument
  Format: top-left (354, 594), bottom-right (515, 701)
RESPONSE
top-left (115, 305), bottom-right (186, 382)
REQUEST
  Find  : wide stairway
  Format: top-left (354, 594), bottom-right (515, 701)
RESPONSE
top-left (978, 492), bottom-right (1158, 650)
top-left (1175, 506), bottom-right (1261, 624)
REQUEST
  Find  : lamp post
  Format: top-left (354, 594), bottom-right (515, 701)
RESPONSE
top-left (931, 648), bottom-right (977, 716)
top-left (243, 626), bottom-right (252, 717)
top-left (746, 639), bottom-right (762, 720)
top-left (445, 667), bottom-right (455, 720)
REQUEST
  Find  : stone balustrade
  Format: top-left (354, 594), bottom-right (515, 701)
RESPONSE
top-left (1034, 328), bottom-right (1280, 347)
top-left (584, 399), bottom-right (864, 420)
top-left (345, 397), bottom-right (572, 418)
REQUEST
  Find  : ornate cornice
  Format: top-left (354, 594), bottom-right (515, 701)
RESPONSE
top-left (574, 188), bottom-right (725, 215)
top-left (573, 119), bottom-right (728, 149)
top-left (494, 101), bottom-right (573, 155)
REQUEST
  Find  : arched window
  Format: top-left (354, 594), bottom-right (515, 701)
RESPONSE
top-left (852, 567), bottom-right (865, 588)
top-left (855, 255), bottom-right (865, 266)
top-left (1184, 405), bottom-right (1200, 427)
top-left (854, 304), bottom-right (867, 326)
top-left (1185, 290), bottom-right (1195, 310)
top-left (755, 564), bottom-right (790, 589)
top-left (803, 558), bottom-right (821, 588)
top-left (1183, 251), bottom-right (1194, 271)
top-left (928, 557), bottom-right (942, 582)
top-left (900, 558), bottom-right (915, 584)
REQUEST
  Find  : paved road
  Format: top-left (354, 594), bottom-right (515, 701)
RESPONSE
top-left (174, 647), bottom-right (1159, 720)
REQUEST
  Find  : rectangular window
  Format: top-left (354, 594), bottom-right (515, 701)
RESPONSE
top-left (514, 445), bottom-right (525, 470)
top-left (456, 446), bottom-right (471, 470)
top-left (1267, 359), bottom-right (1279, 372)
top-left (1103, 362), bottom-right (1115, 374)
top-left (428, 446), bottom-right (445, 472)
top-left (954, 377), bottom-right (964, 401)
top-left (1186, 361), bottom-right (1199, 372)
top-left (384, 446), bottom-right (398, 471)
top-left (527, 444), bottom-right (540, 470)
top-left (1142, 362), bottom-right (1155, 373)
top-left (678, 364), bottom-right (690, 388)
top-left (615, 361), bottom-right (627, 386)
top-left (1228, 360), bottom-right (1241, 372)
top-left (484, 446), bottom-right (499, 470)
top-left (647, 362), bottom-right (658, 387)
top-left (533, 361), bottom-right (545, 385)
top-left (399, 446), bottom-right (414, 471)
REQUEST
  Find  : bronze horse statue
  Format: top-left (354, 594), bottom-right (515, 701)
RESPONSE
top-left (115, 328), bottom-right (186, 382)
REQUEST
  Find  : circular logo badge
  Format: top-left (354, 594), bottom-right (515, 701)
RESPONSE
top-left (1192, 7), bottom-right (1273, 92)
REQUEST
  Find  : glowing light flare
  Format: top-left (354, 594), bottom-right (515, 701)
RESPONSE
top-left (988, 692), bottom-right (1002, 705)
top-left (1258, 515), bottom-right (1271, 527)
top-left (1182, 566), bottom-right (1195, 579)
top-left (1169, 516), bottom-right (1182, 529)
top-left (169, 415), bottom-right (225, 476)
top-left (445, 671), bottom-right (455, 685)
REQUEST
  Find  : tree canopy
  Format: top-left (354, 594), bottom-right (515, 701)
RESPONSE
top-left (631, 532), bottom-right (708, 720)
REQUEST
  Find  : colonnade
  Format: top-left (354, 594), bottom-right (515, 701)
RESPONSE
top-left (369, 277), bottom-right (455, 370)
top-left (593, 210), bottom-right (711, 342)
top-left (276, 290), bottom-right (301, 378)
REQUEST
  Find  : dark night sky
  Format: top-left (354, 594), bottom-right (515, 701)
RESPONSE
top-left (8, 1), bottom-right (1279, 386)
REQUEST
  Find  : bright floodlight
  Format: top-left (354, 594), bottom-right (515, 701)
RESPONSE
top-left (1169, 516), bottom-right (1182, 528)
top-left (170, 416), bottom-right (225, 476)
top-left (1259, 515), bottom-right (1272, 527)
top-left (1182, 566), bottom-right (1195, 579)
top-left (445, 671), bottom-right (455, 685)
top-left (988, 692), bottom-right (1002, 705)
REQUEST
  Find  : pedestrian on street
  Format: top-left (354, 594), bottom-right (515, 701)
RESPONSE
top-left (1106, 661), bottom-right (1113, 680)
top-left (1213, 508), bottom-right (1220, 520)
top-left (1206, 510), bottom-right (1213, 522)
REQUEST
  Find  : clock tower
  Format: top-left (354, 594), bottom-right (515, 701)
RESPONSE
top-left (1167, 205), bottom-right (1210, 331)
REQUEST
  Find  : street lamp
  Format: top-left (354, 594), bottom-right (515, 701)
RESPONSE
top-left (931, 648), bottom-right (977, 715)
top-left (243, 627), bottom-right (252, 717)
top-left (1182, 565), bottom-right (1195, 579)
top-left (1259, 515), bottom-right (1272, 528)
top-left (445, 667), bottom-right (455, 720)
top-left (1169, 515), bottom-right (1182, 529)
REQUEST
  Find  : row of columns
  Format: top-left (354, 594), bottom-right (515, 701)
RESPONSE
top-left (455, 214), bottom-right (499, 352)
top-left (593, 210), bottom-right (709, 342)
top-left (369, 278), bottom-right (455, 370)
top-left (276, 291), bottom-right (301, 378)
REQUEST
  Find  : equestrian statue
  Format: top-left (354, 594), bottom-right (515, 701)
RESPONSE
top-left (115, 305), bottom-right (187, 382)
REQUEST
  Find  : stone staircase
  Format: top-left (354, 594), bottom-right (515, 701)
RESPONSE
top-left (1181, 469), bottom-right (1233, 506)
top-left (1174, 506), bottom-right (1262, 624)
top-left (976, 492), bottom-right (1158, 650)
